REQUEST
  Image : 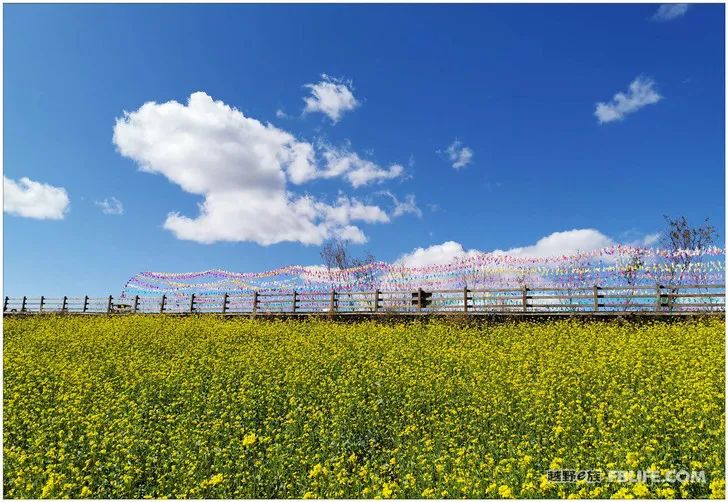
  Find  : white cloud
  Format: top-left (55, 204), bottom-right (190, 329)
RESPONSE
top-left (652, 4), bottom-right (689, 21)
top-left (398, 241), bottom-right (481, 267)
top-left (162, 192), bottom-right (378, 245)
top-left (4, 176), bottom-right (69, 220)
top-left (398, 229), bottom-right (617, 267)
top-left (444, 140), bottom-right (473, 169)
top-left (315, 196), bottom-right (390, 226)
top-left (303, 74), bottom-right (360, 123)
top-left (378, 191), bottom-right (422, 218)
top-left (114, 91), bottom-right (314, 190)
top-left (319, 143), bottom-right (404, 188)
top-left (622, 231), bottom-right (660, 247)
top-left (595, 76), bottom-right (662, 124)
top-left (492, 229), bottom-right (615, 257)
top-left (95, 196), bottom-right (124, 215)
top-left (640, 232), bottom-right (660, 246)
top-left (336, 225), bottom-right (368, 244)
top-left (113, 92), bottom-right (391, 245)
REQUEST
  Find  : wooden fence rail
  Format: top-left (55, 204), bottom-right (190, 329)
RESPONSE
top-left (3, 284), bottom-right (725, 316)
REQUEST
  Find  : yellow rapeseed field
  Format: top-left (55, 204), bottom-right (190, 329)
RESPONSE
top-left (3, 316), bottom-right (725, 499)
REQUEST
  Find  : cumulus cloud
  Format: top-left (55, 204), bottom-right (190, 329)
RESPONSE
top-left (652, 4), bottom-right (689, 21)
top-left (640, 232), bottom-right (661, 246)
top-left (113, 92), bottom-right (392, 245)
top-left (303, 74), bottom-right (360, 123)
top-left (491, 229), bottom-right (615, 257)
top-left (95, 196), bottom-right (124, 215)
top-left (595, 76), bottom-right (662, 124)
top-left (398, 241), bottom-right (482, 267)
top-left (315, 196), bottom-right (390, 226)
top-left (319, 143), bottom-right (404, 188)
top-left (162, 192), bottom-right (382, 245)
top-left (398, 229), bottom-right (618, 267)
top-left (444, 140), bottom-right (473, 169)
top-left (4, 176), bottom-right (70, 220)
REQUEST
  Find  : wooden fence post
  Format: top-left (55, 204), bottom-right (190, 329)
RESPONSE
top-left (39, 296), bottom-right (45, 313)
top-left (655, 285), bottom-right (661, 312)
top-left (330, 289), bottom-right (337, 313)
top-left (82, 295), bottom-right (88, 313)
top-left (133, 295), bottom-right (140, 313)
top-left (189, 293), bottom-right (196, 314)
top-left (222, 293), bottom-right (228, 314)
top-left (593, 285), bottom-right (599, 312)
top-left (292, 290), bottom-right (297, 313)
top-left (3, 296), bottom-right (8, 313)
top-left (417, 288), bottom-right (423, 312)
top-left (21, 296), bottom-right (27, 313)
top-left (374, 289), bottom-right (380, 312)
top-left (522, 286), bottom-right (528, 313)
top-left (252, 291), bottom-right (258, 315)
top-left (160, 294), bottom-right (166, 314)
top-left (107, 295), bottom-right (113, 313)
top-left (61, 296), bottom-right (68, 313)
top-left (463, 288), bottom-right (469, 313)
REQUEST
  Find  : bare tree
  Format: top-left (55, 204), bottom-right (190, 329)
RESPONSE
top-left (660, 216), bottom-right (716, 290)
top-left (351, 253), bottom-right (377, 291)
top-left (320, 237), bottom-right (351, 289)
top-left (320, 238), bottom-right (379, 310)
top-left (617, 251), bottom-right (645, 310)
top-left (320, 237), bottom-right (351, 272)
top-left (621, 252), bottom-right (645, 287)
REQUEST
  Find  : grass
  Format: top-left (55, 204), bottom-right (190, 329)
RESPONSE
top-left (3, 316), bottom-right (725, 498)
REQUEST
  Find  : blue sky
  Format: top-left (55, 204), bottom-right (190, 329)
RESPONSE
top-left (4, 3), bottom-right (725, 296)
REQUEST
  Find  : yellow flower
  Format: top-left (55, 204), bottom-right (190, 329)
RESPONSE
top-left (539, 474), bottom-right (555, 491)
top-left (309, 463), bottom-right (324, 478)
top-left (498, 485), bottom-right (514, 498)
top-left (632, 483), bottom-right (649, 497)
top-left (421, 488), bottom-right (435, 498)
top-left (242, 432), bottom-right (257, 446)
top-left (612, 487), bottom-right (633, 499)
top-left (656, 487), bottom-right (675, 499)
top-left (208, 473), bottom-right (224, 486)
top-left (521, 481), bottom-right (536, 493)
top-left (303, 491), bottom-right (317, 499)
top-left (626, 452), bottom-right (639, 468)
top-left (709, 479), bottom-right (725, 499)
top-left (40, 474), bottom-right (59, 498)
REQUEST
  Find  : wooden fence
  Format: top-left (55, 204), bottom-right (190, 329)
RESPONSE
top-left (3, 283), bottom-right (725, 316)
